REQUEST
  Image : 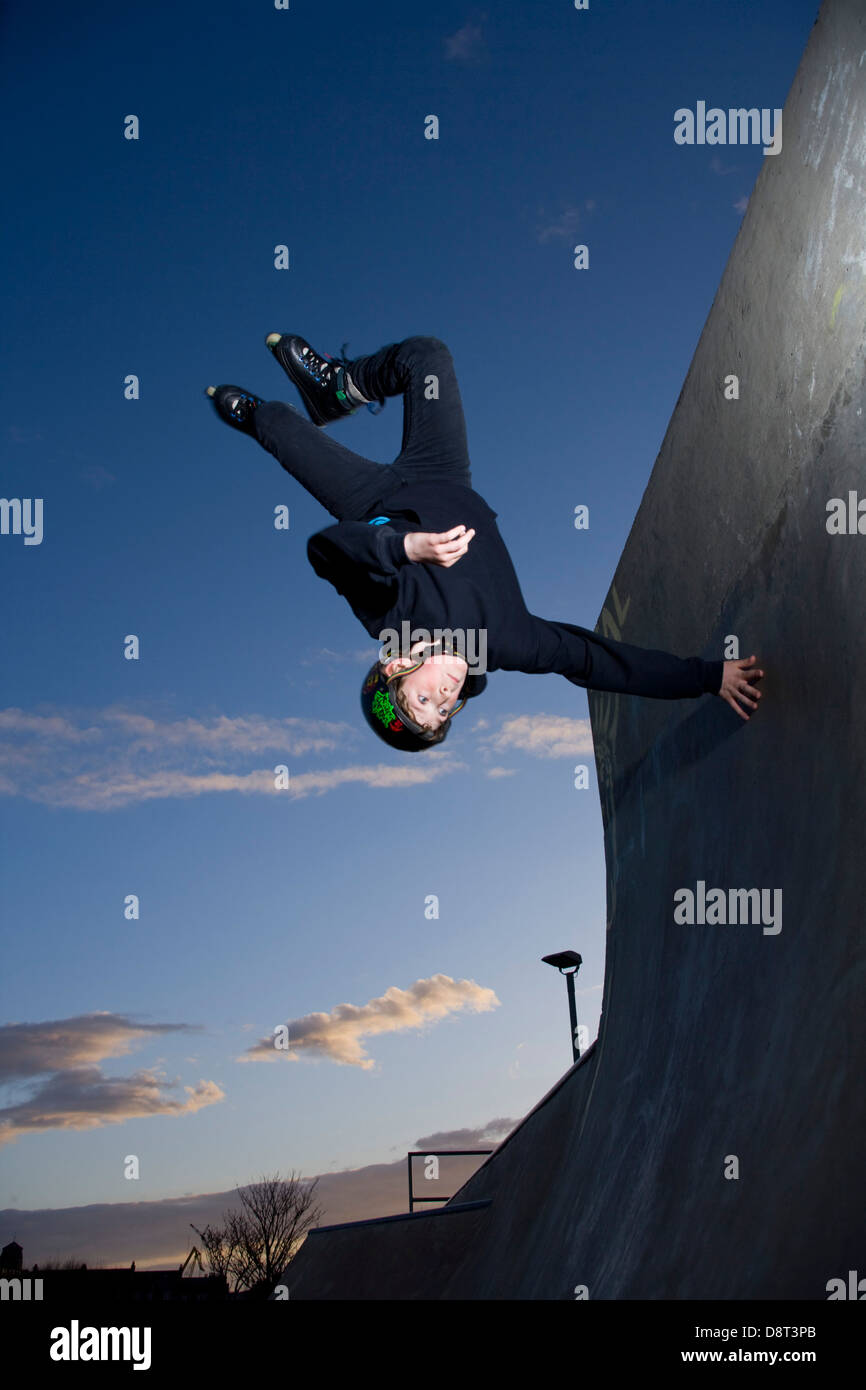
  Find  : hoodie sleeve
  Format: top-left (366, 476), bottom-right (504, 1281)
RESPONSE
top-left (306, 520), bottom-right (414, 628)
top-left (519, 617), bottom-right (723, 699)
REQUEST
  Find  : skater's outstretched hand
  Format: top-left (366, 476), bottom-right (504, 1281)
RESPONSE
top-left (719, 655), bottom-right (764, 721)
top-left (403, 526), bottom-right (476, 568)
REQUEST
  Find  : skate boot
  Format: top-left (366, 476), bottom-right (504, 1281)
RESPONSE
top-left (264, 333), bottom-right (372, 427)
top-left (205, 385), bottom-right (265, 438)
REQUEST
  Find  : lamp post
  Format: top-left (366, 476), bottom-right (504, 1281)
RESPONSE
top-left (542, 950), bottom-right (583, 1063)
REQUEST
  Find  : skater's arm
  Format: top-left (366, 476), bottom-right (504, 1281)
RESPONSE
top-left (308, 521), bottom-right (476, 592)
top-left (306, 521), bottom-right (413, 622)
top-left (518, 616), bottom-right (725, 700)
top-left (308, 520), bottom-right (414, 582)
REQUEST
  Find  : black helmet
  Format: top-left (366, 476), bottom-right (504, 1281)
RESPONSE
top-left (360, 645), bottom-right (487, 752)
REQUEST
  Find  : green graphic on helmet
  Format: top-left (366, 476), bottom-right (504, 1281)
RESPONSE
top-left (371, 689), bottom-right (398, 727)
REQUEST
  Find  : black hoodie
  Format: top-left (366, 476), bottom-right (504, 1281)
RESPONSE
top-left (307, 481), bottom-right (723, 700)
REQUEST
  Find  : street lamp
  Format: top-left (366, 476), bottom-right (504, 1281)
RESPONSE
top-left (542, 950), bottom-right (583, 1063)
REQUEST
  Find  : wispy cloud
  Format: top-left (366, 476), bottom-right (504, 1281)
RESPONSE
top-left (0, 1015), bottom-right (195, 1082)
top-left (0, 706), bottom-right (345, 754)
top-left (242, 975), bottom-right (500, 1070)
top-left (79, 465), bottom-right (116, 490)
top-left (298, 647), bottom-right (372, 668)
top-left (6, 425), bottom-right (43, 445)
top-left (414, 1117), bottom-right (516, 1150)
top-left (0, 705), bottom-right (464, 810)
top-left (0, 1070), bottom-right (224, 1148)
top-left (535, 200), bottom-right (596, 244)
top-left (444, 17), bottom-right (487, 65)
top-left (277, 761), bottom-right (462, 800)
top-left (0, 1013), bottom-right (223, 1148)
top-left (482, 714), bottom-right (593, 759)
top-left (0, 702), bottom-right (587, 808)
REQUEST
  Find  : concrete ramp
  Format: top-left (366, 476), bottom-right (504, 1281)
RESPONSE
top-left (285, 1201), bottom-right (492, 1301)
top-left (286, 0), bottom-right (866, 1299)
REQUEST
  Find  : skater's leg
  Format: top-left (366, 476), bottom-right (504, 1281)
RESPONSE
top-left (346, 337), bottom-right (473, 488)
top-left (253, 400), bottom-right (403, 522)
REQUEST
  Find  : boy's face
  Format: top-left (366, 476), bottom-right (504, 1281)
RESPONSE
top-left (385, 650), bottom-right (468, 729)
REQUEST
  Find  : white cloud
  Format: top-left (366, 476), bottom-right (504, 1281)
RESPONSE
top-left (482, 714), bottom-right (594, 759)
top-left (0, 705), bottom-right (465, 810)
top-left (282, 760), bottom-right (462, 800)
top-left (0, 710), bottom-right (103, 743)
top-left (536, 206), bottom-right (582, 243)
top-left (0, 705), bottom-right (596, 807)
top-left (242, 975), bottom-right (500, 1070)
top-left (298, 647), bottom-right (372, 667)
top-left (535, 199), bottom-right (596, 244)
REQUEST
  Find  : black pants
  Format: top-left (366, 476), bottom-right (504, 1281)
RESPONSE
top-left (253, 336), bottom-right (473, 521)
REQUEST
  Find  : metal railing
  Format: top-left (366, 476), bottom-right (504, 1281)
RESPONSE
top-left (407, 1149), bottom-right (493, 1212)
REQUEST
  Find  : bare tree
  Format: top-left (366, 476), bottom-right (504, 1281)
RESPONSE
top-left (193, 1171), bottom-right (322, 1296)
top-left (189, 1222), bottom-right (237, 1285)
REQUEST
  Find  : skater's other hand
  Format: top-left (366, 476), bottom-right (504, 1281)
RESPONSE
top-left (719, 654), bottom-right (764, 721)
top-left (403, 526), bottom-right (476, 567)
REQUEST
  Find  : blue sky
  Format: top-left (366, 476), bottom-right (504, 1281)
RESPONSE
top-left (0, 0), bottom-right (817, 1266)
